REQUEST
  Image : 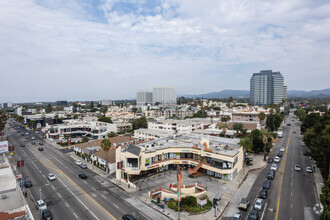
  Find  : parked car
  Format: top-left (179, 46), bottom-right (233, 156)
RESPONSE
top-left (274, 156), bottom-right (280, 163)
top-left (31, 137), bottom-right (35, 140)
top-left (75, 160), bottom-right (81, 165)
top-left (267, 170), bottom-right (275, 180)
top-left (245, 157), bottom-right (253, 166)
top-left (254, 198), bottom-right (263, 211)
top-left (38, 147), bottom-right (44, 151)
top-left (271, 163), bottom-right (278, 171)
top-left (258, 189), bottom-right (268, 199)
top-left (121, 215), bottom-right (137, 220)
top-left (24, 179), bottom-right (33, 188)
top-left (39, 142), bottom-right (44, 145)
top-left (41, 209), bottom-right (53, 220)
top-left (20, 144), bottom-right (25, 147)
top-left (306, 167), bottom-right (313, 173)
top-left (267, 158), bottom-right (273, 163)
top-left (277, 152), bottom-right (283, 157)
top-left (301, 142), bottom-right (306, 147)
top-left (31, 141), bottom-right (36, 145)
top-left (80, 163), bottom-right (87, 169)
top-left (294, 165), bottom-right (301, 171)
top-left (37, 200), bottom-right (47, 210)
top-left (280, 147), bottom-right (285, 152)
top-left (48, 173), bottom-right (56, 181)
top-left (232, 213), bottom-right (242, 220)
top-left (263, 180), bottom-right (271, 189)
top-left (238, 198), bottom-right (250, 210)
top-left (79, 173), bottom-right (87, 179)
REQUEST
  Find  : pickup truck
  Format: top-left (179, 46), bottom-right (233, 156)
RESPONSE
top-left (238, 198), bottom-right (250, 210)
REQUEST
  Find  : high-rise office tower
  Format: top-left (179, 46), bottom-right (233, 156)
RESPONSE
top-left (152, 86), bottom-right (177, 106)
top-left (250, 70), bottom-right (285, 106)
top-left (136, 91), bottom-right (153, 106)
top-left (283, 84), bottom-right (288, 100)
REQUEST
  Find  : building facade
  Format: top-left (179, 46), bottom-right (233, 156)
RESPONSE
top-left (99, 100), bottom-right (115, 106)
top-left (250, 70), bottom-right (285, 106)
top-left (116, 134), bottom-right (244, 186)
top-left (136, 91), bottom-right (153, 106)
top-left (152, 86), bottom-right (177, 106)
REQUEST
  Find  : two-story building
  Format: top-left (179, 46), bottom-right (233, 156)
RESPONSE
top-left (147, 119), bottom-right (203, 133)
top-left (116, 134), bottom-right (244, 186)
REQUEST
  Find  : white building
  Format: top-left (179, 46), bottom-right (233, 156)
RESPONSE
top-left (152, 86), bottom-right (176, 106)
top-left (148, 119), bottom-right (203, 133)
top-left (134, 128), bottom-right (175, 140)
top-left (136, 91), bottom-right (153, 106)
top-left (99, 100), bottom-right (115, 106)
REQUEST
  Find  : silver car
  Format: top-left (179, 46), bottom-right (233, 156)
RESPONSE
top-left (254, 198), bottom-right (263, 210)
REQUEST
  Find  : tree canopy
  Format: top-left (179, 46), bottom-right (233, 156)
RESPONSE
top-left (320, 175), bottom-right (330, 220)
top-left (97, 116), bottom-right (113, 123)
top-left (0, 111), bottom-right (7, 132)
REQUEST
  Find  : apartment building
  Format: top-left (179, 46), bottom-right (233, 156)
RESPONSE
top-left (153, 86), bottom-right (177, 106)
top-left (116, 134), bottom-right (243, 186)
top-left (231, 112), bottom-right (262, 122)
top-left (134, 128), bottom-right (175, 140)
top-left (148, 119), bottom-right (203, 133)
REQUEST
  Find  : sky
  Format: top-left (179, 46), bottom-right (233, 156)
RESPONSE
top-left (1, 0), bottom-right (330, 103)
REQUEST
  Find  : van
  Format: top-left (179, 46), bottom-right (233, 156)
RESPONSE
top-left (278, 131), bottom-right (283, 138)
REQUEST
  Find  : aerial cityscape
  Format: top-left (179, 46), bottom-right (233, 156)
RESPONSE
top-left (0, 1), bottom-right (330, 220)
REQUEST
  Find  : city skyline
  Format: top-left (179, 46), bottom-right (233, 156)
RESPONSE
top-left (1, 0), bottom-right (330, 103)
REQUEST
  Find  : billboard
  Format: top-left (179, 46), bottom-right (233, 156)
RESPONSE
top-left (0, 141), bottom-right (9, 153)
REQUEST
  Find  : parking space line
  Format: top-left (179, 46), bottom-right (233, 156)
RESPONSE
top-left (73, 212), bottom-right (78, 219)
top-left (57, 192), bottom-right (62, 198)
top-left (113, 204), bottom-right (119, 209)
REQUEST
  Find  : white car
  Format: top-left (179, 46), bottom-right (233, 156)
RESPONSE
top-left (31, 137), bottom-right (35, 140)
top-left (48, 173), bottom-right (56, 181)
top-left (271, 163), bottom-right (278, 171)
top-left (274, 156), bottom-right (280, 163)
top-left (37, 200), bottom-right (47, 210)
top-left (294, 165), bottom-right (301, 171)
top-left (280, 147), bottom-right (285, 152)
top-left (301, 142), bottom-right (306, 147)
top-left (306, 167), bottom-right (313, 173)
top-left (75, 160), bottom-right (81, 165)
top-left (254, 198), bottom-right (263, 210)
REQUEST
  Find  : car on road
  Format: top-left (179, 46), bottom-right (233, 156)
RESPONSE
top-left (121, 215), bottom-right (137, 220)
top-left (267, 158), bottom-right (273, 163)
top-left (277, 151), bottom-right (283, 157)
top-left (247, 209), bottom-right (259, 220)
top-left (306, 167), bottom-right (313, 173)
top-left (274, 156), bottom-right (280, 163)
top-left (267, 170), bottom-right (275, 180)
top-left (21, 133), bottom-right (24, 136)
top-left (48, 173), bottom-right (56, 181)
top-left (20, 144), bottom-right (25, 147)
top-left (293, 131), bottom-right (296, 134)
top-left (258, 189), bottom-right (267, 199)
top-left (271, 163), bottom-right (278, 171)
top-left (31, 137), bottom-right (35, 140)
top-left (232, 213), bottom-right (242, 220)
top-left (254, 198), bottom-right (263, 211)
top-left (37, 200), bottom-right (47, 210)
top-left (78, 173), bottom-right (87, 179)
top-left (294, 165), bottom-right (301, 171)
top-left (301, 142), bottom-right (306, 147)
top-left (80, 163), bottom-right (87, 169)
top-left (24, 179), bottom-right (33, 188)
top-left (280, 147), bottom-right (285, 152)
top-left (75, 160), bottom-right (81, 165)
top-left (31, 141), bottom-right (36, 145)
top-left (41, 209), bottom-right (53, 220)
top-left (25, 136), bottom-right (30, 139)
top-left (238, 198), bottom-right (250, 210)
top-left (263, 180), bottom-right (271, 189)
top-left (287, 123), bottom-right (291, 126)
top-left (38, 147), bottom-right (44, 151)
top-left (39, 142), bottom-right (44, 145)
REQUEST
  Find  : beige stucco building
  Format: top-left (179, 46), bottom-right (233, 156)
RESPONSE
top-left (116, 134), bottom-right (244, 187)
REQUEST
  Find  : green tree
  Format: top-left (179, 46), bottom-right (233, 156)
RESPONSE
top-left (100, 138), bottom-right (112, 173)
top-left (45, 104), bottom-right (52, 113)
top-left (100, 106), bottom-right (108, 114)
top-left (239, 137), bottom-right (253, 152)
top-left (132, 116), bottom-right (147, 130)
top-left (233, 123), bottom-right (244, 137)
top-left (221, 115), bottom-right (231, 122)
top-left (54, 114), bottom-right (59, 124)
top-left (258, 112), bottom-right (266, 128)
top-left (251, 129), bottom-right (264, 153)
top-left (266, 113), bottom-right (276, 131)
top-left (320, 175), bottom-right (330, 220)
top-left (82, 136), bottom-right (89, 143)
top-left (219, 123), bottom-right (228, 136)
top-left (107, 132), bottom-right (116, 138)
top-left (0, 111), bottom-right (7, 132)
top-left (97, 116), bottom-right (113, 123)
top-left (260, 129), bottom-right (273, 161)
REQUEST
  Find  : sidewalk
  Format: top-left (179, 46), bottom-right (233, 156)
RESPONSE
top-left (310, 160), bottom-right (324, 215)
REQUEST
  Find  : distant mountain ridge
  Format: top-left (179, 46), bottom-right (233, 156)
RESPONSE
top-left (180, 89), bottom-right (330, 99)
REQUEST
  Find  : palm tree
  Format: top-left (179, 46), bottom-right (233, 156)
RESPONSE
top-left (233, 123), bottom-right (244, 137)
top-left (100, 138), bottom-right (112, 173)
top-left (258, 112), bottom-right (266, 128)
top-left (260, 129), bottom-right (273, 161)
top-left (220, 123), bottom-right (228, 136)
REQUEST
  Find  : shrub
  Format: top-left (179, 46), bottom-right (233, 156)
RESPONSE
top-left (181, 196), bottom-right (197, 207)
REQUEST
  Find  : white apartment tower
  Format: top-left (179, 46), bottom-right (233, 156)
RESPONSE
top-left (152, 86), bottom-right (177, 106)
top-left (136, 91), bottom-right (153, 106)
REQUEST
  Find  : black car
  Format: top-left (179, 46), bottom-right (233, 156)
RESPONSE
top-left (31, 141), bottom-right (36, 145)
top-left (247, 209), bottom-right (259, 220)
top-left (267, 158), bottom-right (273, 163)
top-left (24, 179), bottom-right (33, 188)
top-left (38, 147), bottom-right (44, 151)
top-left (258, 189), bottom-right (268, 199)
top-left (263, 180), bottom-right (271, 189)
top-left (79, 173), bottom-right (87, 179)
top-left (267, 170), bottom-right (275, 180)
top-left (42, 209), bottom-right (53, 220)
top-left (122, 215), bottom-right (137, 220)
top-left (39, 142), bottom-right (44, 145)
top-left (277, 152), bottom-right (283, 157)
top-left (21, 133), bottom-right (24, 136)
top-left (20, 144), bottom-right (25, 147)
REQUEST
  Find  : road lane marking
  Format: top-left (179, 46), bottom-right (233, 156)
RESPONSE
top-left (113, 204), bottom-right (119, 209)
top-left (51, 185), bottom-right (55, 190)
top-left (261, 202), bottom-right (267, 220)
top-left (65, 202), bottom-right (69, 207)
top-left (101, 195), bottom-right (107, 199)
top-left (139, 211), bottom-right (150, 220)
top-left (46, 159), bottom-right (116, 220)
top-left (275, 128), bottom-right (292, 220)
top-left (57, 193), bottom-right (62, 198)
top-left (73, 212), bottom-right (78, 218)
top-left (91, 187), bottom-right (96, 191)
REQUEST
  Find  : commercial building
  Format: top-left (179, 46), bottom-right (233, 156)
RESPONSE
top-left (136, 91), bottom-right (153, 106)
top-left (134, 128), bottom-right (175, 141)
top-left (148, 119), bottom-right (203, 133)
top-left (56, 100), bottom-right (67, 106)
top-left (116, 134), bottom-right (244, 186)
top-left (283, 84), bottom-right (288, 100)
top-left (152, 86), bottom-right (176, 106)
top-left (99, 100), bottom-right (115, 106)
top-left (250, 70), bottom-right (285, 106)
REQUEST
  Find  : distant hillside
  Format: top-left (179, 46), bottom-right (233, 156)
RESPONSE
top-left (180, 88), bottom-right (330, 99)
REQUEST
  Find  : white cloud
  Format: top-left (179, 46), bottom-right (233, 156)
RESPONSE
top-left (0, 0), bottom-right (329, 102)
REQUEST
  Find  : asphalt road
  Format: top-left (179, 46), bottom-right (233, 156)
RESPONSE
top-left (5, 121), bottom-right (155, 220)
top-left (238, 114), bottom-right (319, 220)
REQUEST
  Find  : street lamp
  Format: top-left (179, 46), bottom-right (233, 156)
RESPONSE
top-left (39, 184), bottom-right (49, 202)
